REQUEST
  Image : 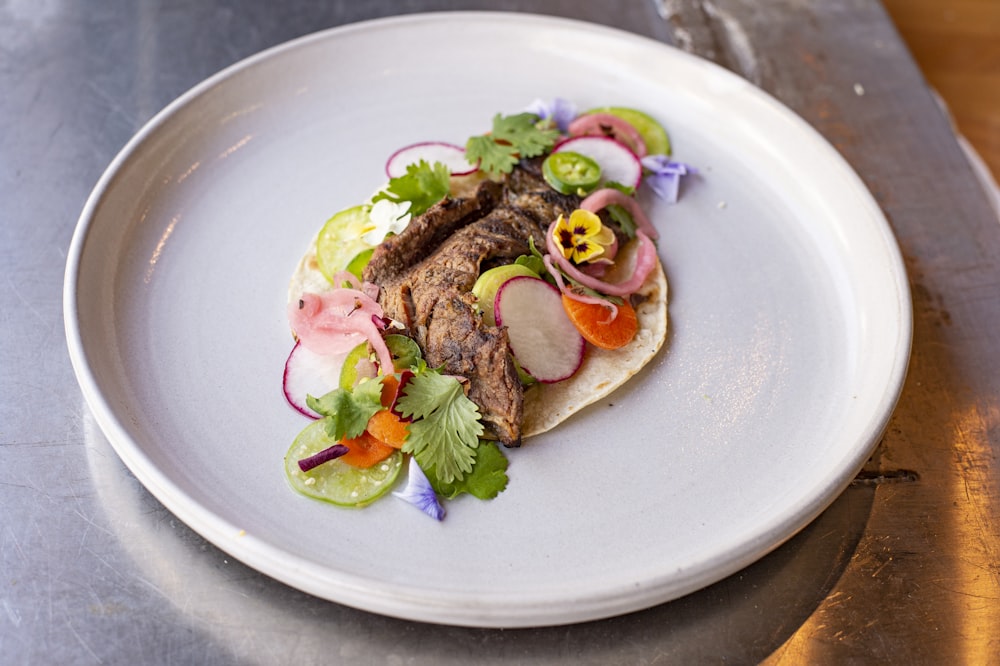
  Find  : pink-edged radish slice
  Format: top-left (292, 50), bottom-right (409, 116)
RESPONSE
top-left (283, 340), bottom-right (346, 418)
top-left (567, 112), bottom-right (647, 157)
top-left (553, 136), bottom-right (643, 190)
top-left (385, 141), bottom-right (476, 178)
top-left (494, 276), bottom-right (585, 383)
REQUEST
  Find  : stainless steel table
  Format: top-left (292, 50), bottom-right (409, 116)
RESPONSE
top-left (4, 1), bottom-right (1000, 662)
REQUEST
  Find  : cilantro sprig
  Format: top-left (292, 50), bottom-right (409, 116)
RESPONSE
top-left (306, 378), bottom-right (384, 441)
top-left (395, 361), bottom-right (484, 484)
top-left (372, 160), bottom-right (451, 216)
top-left (465, 112), bottom-right (560, 177)
top-left (429, 440), bottom-right (509, 500)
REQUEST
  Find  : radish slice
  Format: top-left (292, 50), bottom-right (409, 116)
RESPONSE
top-left (554, 136), bottom-right (642, 190)
top-left (283, 341), bottom-right (346, 418)
top-left (385, 142), bottom-right (476, 178)
top-left (494, 276), bottom-right (585, 383)
top-left (567, 113), bottom-right (647, 157)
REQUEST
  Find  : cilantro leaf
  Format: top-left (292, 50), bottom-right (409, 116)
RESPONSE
top-left (465, 134), bottom-right (519, 178)
top-left (372, 160), bottom-right (450, 216)
top-left (428, 440), bottom-right (509, 500)
top-left (396, 365), bottom-right (484, 484)
top-left (465, 112), bottom-right (560, 177)
top-left (306, 378), bottom-right (384, 441)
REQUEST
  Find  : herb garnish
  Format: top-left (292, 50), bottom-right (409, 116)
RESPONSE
top-left (395, 361), bottom-right (484, 484)
top-left (306, 378), bottom-right (385, 441)
top-left (465, 112), bottom-right (560, 176)
top-left (372, 160), bottom-right (451, 215)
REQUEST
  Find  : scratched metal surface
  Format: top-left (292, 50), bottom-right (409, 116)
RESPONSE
top-left (3, 0), bottom-right (999, 662)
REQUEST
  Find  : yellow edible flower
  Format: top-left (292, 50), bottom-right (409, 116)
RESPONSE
top-left (552, 209), bottom-right (616, 264)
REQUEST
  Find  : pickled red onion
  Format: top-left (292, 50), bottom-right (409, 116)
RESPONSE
top-left (580, 188), bottom-right (659, 240)
top-left (288, 290), bottom-right (395, 372)
top-left (544, 254), bottom-right (620, 321)
top-left (545, 222), bottom-right (657, 297)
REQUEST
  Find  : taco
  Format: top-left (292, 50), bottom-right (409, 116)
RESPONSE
top-left (287, 155), bottom-right (668, 447)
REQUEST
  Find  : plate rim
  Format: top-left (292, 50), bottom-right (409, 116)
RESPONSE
top-left (63, 10), bottom-right (913, 627)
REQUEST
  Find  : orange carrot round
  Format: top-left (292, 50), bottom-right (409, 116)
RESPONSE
top-left (379, 374), bottom-right (400, 408)
top-left (561, 294), bottom-right (638, 350)
top-left (366, 409), bottom-right (409, 449)
top-left (338, 431), bottom-right (396, 468)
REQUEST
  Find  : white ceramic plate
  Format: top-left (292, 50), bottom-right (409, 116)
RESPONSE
top-left (64, 12), bottom-right (911, 628)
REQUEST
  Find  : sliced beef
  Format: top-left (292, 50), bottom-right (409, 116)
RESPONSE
top-left (363, 166), bottom-right (580, 446)
top-left (364, 179), bottom-right (502, 283)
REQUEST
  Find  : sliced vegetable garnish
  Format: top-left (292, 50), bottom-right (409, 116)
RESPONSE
top-left (393, 457), bottom-right (446, 521)
top-left (297, 443), bottom-right (349, 472)
top-left (289, 290), bottom-right (394, 372)
top-left (366, 409), bottom-right (410, 449)
top-left (285, 420), bottom-right (403, 507)
top-left (494, 275), bottom-right (585, 383)
top-left (585, 106), bottom-right (671, 156)
top-left (385, 141), bottom-right (474, 178)
top-left (553, 136), bottom-right (643, 190)
top-left (338, 430), bottom-right (397, 468)
top-left (567, 112), bottom-right (646, 157)
top-left (316, 205), bottom-right (374, 282)
top-left (545, 221), bottom-right (657, 297)
top-left (345, 247), bottom-right (375, 281)
top-left (283, 340), bottom-right (345, 418)
top-left (384, 333), bottom-right (422, 372)
top-left (561, 294), bottom-right (638, 350)
top-left (581, 188), bottom-right (659, 240)
top-left (541, 151), bottom-right (602, 195)
top-left (471, 263), bottom-right (540, 326)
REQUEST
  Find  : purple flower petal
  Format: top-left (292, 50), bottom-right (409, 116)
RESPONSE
top-left (393, 457), bottom-right (445, 520)
top-left (641, 155), bottom-right (697, 203)
top-left (525, 97), bottom-right (577, 132)
top-left (646, 172), bottom-right (681, 203)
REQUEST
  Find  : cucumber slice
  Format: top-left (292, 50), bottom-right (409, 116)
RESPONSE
top-left (316, 205), bottom-right (374, 282)
top-left (285, 420), bottom-right (403, 507)
top-left (586, 107), bottom-right (671, 156)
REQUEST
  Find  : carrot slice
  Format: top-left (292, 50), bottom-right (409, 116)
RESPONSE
top-left (366, 409), bottom-right (409, 449)
top-left (338, 431), bottom-right (396, 468)
top-left (561, 294), bottom-right (638, 350)
top-left (380, 374), bottom-right (400, 408)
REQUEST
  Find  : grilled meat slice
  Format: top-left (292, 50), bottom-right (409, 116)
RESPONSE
top-left (363, 167), bottom-right (580, 446)
top-left (364, 180), bottom-right (502, 283)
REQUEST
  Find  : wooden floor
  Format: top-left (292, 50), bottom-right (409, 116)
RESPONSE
top-left (883, 0), bottom-right (1000, 183)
